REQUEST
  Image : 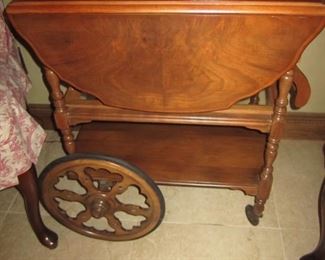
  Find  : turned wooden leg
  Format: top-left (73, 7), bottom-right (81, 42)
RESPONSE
top-left (44, 68), bottom-right (75, 154)
top-left (16, 166), bottom-right (58, 249)
top-left (246, 70), bottom-right (293, 225)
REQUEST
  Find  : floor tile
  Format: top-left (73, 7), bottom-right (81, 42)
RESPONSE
top-left (282, 140), bottom-right (324, 176)
top-left (282, 228), bottom-right (319, 260)
top-left (0, 212), bottom-right (6, 229)
top-left (45, 130), bottom-right (61, 142)
top-left (273, 141), bottom-right (323, 229)
top-left (35, 142), bottom-right (66, 174)
top-left (0, 188), bottom-right (17, 212)
top-left (0, 139), bottom-right (321, 259)
top-left (160, 186), bottom-right (278, 228)
top-left (131, 223), bottom-right (284, 260)
top-left (0, 213), bottom-right (113, 260)
top-left (9, 193), bottom-right (49, 216)
top-left (131, 223), bottom-right (182, 260)
top-left (105, 240), bottom-right (133, 260)
top-left (274, 173), bottom-right (321, 229)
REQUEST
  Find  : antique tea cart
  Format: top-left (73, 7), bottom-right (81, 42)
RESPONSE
top-left (6, 0), bottom-right (325, 241)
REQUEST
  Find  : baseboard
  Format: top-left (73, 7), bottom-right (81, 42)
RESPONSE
top-left (283, 112), bottom-right (325, 140)
top-left (27, 104), bottom-right (325, 140)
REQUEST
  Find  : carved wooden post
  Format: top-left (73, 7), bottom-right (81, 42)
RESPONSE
top-left (45, 68), bottom-right (75, 154)
top-left (246, 70), bottom-right (293, 225)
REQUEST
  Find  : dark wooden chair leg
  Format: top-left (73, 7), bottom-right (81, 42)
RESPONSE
top-left (16, 166), bottom-right (58, 249)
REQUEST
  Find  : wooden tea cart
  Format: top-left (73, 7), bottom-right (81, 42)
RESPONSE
top-left (5, 0), bottom-right (325, 241)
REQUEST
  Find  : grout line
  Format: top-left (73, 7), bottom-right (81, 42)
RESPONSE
top-left (274, 140), bottom-right (301, 260)
top-left (280, 227), bottom-right (320, 231)
top-left (0, 210), bottom-right (5, 230)
top-left (162, 219), bottom-right (320, 233)
top-left (0, 215), bottom-right (4, 231)
top-left (128, 241), bottom-right (135, 260)
top-left (160, 220), bottom-right (283, 231)
top-left (0, 192), bottom-right (19, 231)
top-left (273, 185), bottom-right (288, 260)
top-left (6, 192), bottom-right (19, 213)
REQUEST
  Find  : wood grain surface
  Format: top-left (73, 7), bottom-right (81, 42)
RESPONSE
top-left (7, 14), bottom-right (324, 112)
top-left (76, 122), bottom-right (266, 195)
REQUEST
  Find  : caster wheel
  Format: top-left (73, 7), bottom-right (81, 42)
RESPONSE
top-left (40, 153), bottom-right (165, 241)
top-left (245, 205), bottom-right (260, 226)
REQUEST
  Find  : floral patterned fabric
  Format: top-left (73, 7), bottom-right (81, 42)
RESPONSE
top-left (0, 3), bottom-right (46, 190)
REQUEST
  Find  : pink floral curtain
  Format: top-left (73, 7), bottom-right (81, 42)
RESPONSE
top-left (0, 2), bottom-right (46, 190)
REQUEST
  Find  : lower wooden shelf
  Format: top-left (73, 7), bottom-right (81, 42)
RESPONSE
top-left (75, 122), bottom-right (266, 196)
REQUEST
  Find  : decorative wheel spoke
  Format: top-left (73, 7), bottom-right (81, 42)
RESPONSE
top-left (109, 180), bottom-right (130, 196)
top-left (66, 171), bottom-right (79, 180)
top-left (75, 210), bottom-right (91, 225)
top-left (74, 169), bottom-right (97, 192)
top-left (52, 190), bottom-right (85, 203)
top-left (117, 203), bottom-right (151, 218)
top-left (40, 153), bottom-right (165, 241)
top-left (105, 214), bottom-right (125, 234)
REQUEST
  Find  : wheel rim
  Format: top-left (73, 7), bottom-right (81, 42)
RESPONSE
top-left (40, 154), bottom-right (165, 241)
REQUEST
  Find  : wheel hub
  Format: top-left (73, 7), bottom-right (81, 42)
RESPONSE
top-left (88, 195), bottom-right (111, 218)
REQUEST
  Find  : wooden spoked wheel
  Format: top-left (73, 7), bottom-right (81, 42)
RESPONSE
top-left (40, 154), bottom-right (165, 241)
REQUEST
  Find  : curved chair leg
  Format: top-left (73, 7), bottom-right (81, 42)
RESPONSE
top-left (16, 166), bottom-right (58, 249)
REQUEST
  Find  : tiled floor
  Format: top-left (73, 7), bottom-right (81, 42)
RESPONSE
top-left (0, 131), bottom-right (323, 260)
